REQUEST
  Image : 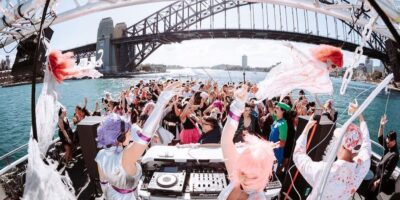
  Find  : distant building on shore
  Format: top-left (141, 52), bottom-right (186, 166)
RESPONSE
top-left (373, 62), bottom-right (385, 73)
top-left (137, 64), bottom-right (166, 72)
top-left (0, 55), bottom-right (11, 71)
top-left (358, 63), bottom-right (367, 73)
top-left (242, 55), bottom-right (247, 70)
top-left (365, 57), bottom-right (373, 74)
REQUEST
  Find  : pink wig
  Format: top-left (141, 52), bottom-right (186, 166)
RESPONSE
top-left (310, 44), bottom-right (343, 68)
top-left (141, 102), bottom-right (155, 115)
top-left (342, 123), bottom-right (363, 154)
top-left (48, 50), bottom-right (76, 83)
top-left (231, 134), bottom-right (276, 192)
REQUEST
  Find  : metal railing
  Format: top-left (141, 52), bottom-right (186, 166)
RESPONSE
top-left (0, 143), bottom-right (28, 166)
top-left (0, 138), bottom-right (60, 175)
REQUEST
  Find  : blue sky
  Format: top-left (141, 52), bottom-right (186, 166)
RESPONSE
top-left (1, 0), bottom-right (373, 68)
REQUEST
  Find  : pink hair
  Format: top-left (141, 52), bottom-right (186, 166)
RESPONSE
top-left (48, 50), bottom-right (77, 83)
top-left (310, 44), bottom-right (343, 68)
top-left (231, 134), bottom-right (276, 192)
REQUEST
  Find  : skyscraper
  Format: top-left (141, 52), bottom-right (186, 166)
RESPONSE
top-left (365, 57), bottom-right (373, 74)
top-left (242, 55), bottom-right (247, 69)
top-left (5, 55), bottom-right (10, 70)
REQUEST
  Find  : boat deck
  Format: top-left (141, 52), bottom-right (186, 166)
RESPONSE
top-left (1, 141), bottom-right (398, 200)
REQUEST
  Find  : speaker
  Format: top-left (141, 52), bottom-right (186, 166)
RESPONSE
top-left (11, 28), bottom-right (54, 80)
top-left (281, 115), bottom-right (335, 200)
top-left (76, 116), bottom-right (104, 183)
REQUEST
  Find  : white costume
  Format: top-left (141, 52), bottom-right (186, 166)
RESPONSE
top-left (218, 181), bottom-right (266, 200)
top-left (95, 146), bottom-right (142, 200)
top-left (256, 45), bottom-right (337, 100)
top-left (293, 121), bottom-right (371, 199)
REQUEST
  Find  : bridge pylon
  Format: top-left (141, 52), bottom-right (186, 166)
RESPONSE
top-left (386, 40), bottom-right (400, 82)
top-left (96, 17), bottom-right (117, 74)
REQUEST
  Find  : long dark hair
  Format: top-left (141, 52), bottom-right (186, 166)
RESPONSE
top-left (203, 116), bottom-right (220, 132)
top-left (194, 91), bottom-right (202, 105)
top-left (58, 107), bottom-right (65, 117)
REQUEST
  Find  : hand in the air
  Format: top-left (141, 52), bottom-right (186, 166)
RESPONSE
top-left (234, 84), bottom-right (249, 103)
top-left (158, 81), bottom-right (182, 104)
top-left (304, 114), bottom-right (317, 132)
top-left (380, 114), bottom-right (388, 126)
top-left (348, 99), bottom-right (358, 115)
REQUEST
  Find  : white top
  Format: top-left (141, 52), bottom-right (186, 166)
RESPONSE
top-left (293, 121), bottom-right (371, 200)
top-left (95, 146), bottom-right (142, 200)
top-left (218, 181), bottom-right (266, 200)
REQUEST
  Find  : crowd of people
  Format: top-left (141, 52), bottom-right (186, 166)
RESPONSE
top-left (56, 78), bottom-right (398, 200)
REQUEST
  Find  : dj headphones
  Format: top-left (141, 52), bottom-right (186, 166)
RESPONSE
top-left (117, 120), bottom-right (127, 144)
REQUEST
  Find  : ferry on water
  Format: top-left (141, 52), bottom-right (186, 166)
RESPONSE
top-left (0, 1), bottom-right (400, 200)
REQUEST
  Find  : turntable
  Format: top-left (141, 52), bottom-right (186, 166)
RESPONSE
top-left (147, 172), bottom-right (186, 193)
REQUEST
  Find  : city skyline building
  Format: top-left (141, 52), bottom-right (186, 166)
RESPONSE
top-left (242, 55), bottom-right (248, 69)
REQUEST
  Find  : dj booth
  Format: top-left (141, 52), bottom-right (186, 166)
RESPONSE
top-left (76, 117), bottom-right (281, 199)
top-left (138, 145), bottom-right (282, 199)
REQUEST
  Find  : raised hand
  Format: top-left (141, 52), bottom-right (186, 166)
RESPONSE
top-left (348, 99), bottom-right (358, 115)
top-left (380, 114), bottom-right (388, 126)
top-left (229, 85), bottom-right (249, 117)
top-left (234, 84), bottom-right (249, 103)
top-left (305, 115), bottom-right (317, 130)
top-left (158, 81), bottom-right (182, 104)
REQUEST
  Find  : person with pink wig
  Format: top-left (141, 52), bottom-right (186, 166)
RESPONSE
top-left (293, 106), bottom-right (371, 199)
top-left (219, 85), bottom-right (276, 200)
top-left (95, 82), bottom-right (181, 200)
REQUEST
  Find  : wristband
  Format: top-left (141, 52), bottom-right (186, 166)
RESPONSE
top-left (228, 111), bottom-right (240, 122)
top-left (227, 111), bottom-right (240, 128)
top-left (229, 100), bottom-right (245, 117)
top-left (132, 130), bottom-right (151, 145)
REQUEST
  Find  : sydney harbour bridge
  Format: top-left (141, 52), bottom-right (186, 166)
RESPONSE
top-left (60, 0), bottom-right (397, 80)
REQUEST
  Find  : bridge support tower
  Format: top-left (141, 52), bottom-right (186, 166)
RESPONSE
top-left (96, 18), bottom-right (130, 74)
top-left (96, 17), bottom-right (116, 74)
top-left (386, 40), bottom-right (400, 82)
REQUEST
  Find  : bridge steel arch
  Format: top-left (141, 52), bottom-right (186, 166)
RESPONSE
top-left (114, 0), bottom-right (388, 70)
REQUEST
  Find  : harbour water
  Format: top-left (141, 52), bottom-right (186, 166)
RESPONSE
top-left (0, 69), bottom-right (399, 165)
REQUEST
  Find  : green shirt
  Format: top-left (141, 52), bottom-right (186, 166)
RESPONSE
top-left (272, 114), bottom-right (288, 141)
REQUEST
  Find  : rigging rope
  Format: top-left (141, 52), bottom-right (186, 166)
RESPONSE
top-left (377, 86), bottom-right (391, 195)
top-left (284, 123), bottom-right (318, 200)
top-left (384, 86), bottom-right (391, 116)
top-left (31, 0), bottom-right (51, 142)
top-left (226, 67), bottom-right (232, 83)
top-left (202, 67), bottom-right (214, 82)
